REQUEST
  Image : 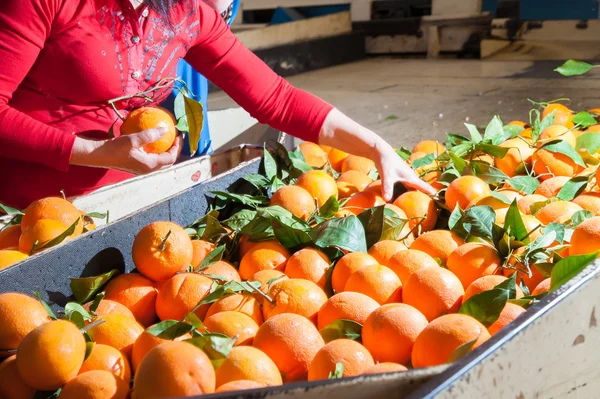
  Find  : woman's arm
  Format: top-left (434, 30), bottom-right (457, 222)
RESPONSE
top-left (186, 2), bottom-right (433, 199)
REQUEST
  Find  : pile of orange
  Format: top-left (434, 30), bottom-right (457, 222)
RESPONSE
top-left (2, 101), bottom-right (600, 398)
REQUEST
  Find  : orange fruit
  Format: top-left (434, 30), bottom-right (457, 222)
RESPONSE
top-left (79, 343), bottom-right (131, 382)
top-left (518, 194), bottom-right (549, 214)
top-left (447, 243), bottom-right (501, 289)
top-left (487, 303), bottom-right (526, 335)
top-left (131, 324), bottom-right (191, 372)
top-left (21, 197), bottom-right (83, 237)
top-left (573, 192), bottom-right (600, 215)
top-left (495, 138), bottom-right (534, 177)
top-left (120, 107), bottom-right (177, 153)
top-left (104, 273), bottom-right (158, 327)
top-left (531, 278), bottom-right (551, 296)
top-left (206, 293), bottom-right (263, 326)
top-left (422, 170), bottom-right (445, 191)
top-left (132, 221), bottom-right (193, 282)
top-left (253, 313), bottom-right (325, 383)
top-left (471, 192), bottom-right (521, 210)
top-left (190, 240), bottom-right (214, 268)
top-left (0, 250), bottom-right (28, 270)
top-left (87, 314), bottom-right (144, 359)
top-left (215, 346), bottom-right (282, 388)
top-left (362, 303), bottom-right (428, 365)
top-left (412, 140), bottom-right (446, 156)
top-left (215, 380), bottom-right (265, 392)
top-left (410, 230), bottom-right (465, 265)
top-left (535, 176), bottom-right (571, 198)
top-left (270, 185), bottom-right (316, 220)
top-left (535, 201), bottom-right (583, 224)
top-left (445, 176), bottom-right (491, 211)
top-left (364, 180), bottom-right (383, 195)
top-left (362, 362), bottom-right (408, 374)
top-left (262, 278), bottom-right (328, 324)
top-left (537, 125), bottom-right (576, 148)
top-left (337, 170), bottom-right (374, 191)
top-left (522, 215), bottom-right (543, 241)
top-left (155, 272), bottom-right (213, 321)
top-left (0, 225), bottom-right (21, 250)
top-left (83, 299), bottom-right (135, 320)
top-left (533, 149), bottom-right (583, 180)
top-left (368, 240), bottom-right (408, 267)
top-left (411, 314), bottom-right (490, 368)
top-left (284, 247), bottom-right (330, 289)
top-left (59, 370), bottom-right (129, 399)
top-left (317, 292), bottom-right (380, 329)
top-left (81, 211), bottom-right (97, 232)
top-left (16, 320), bottom-right (86, 391)
top-left (238, 235), bottom-right (259, 259)
top-left (331, 252), bottom-right (378, 294)
top-left (343, 191), bottom-right (386, 215)
top-left (0, 355), bottom-right (36, 399)
top-left (520, 128), bottom-right (533, 140)
top-left (18, 219), bottom-right (69, 254)
top-left (403, 267), bottom-right (464, 321)
top-left (308, 339), bottom-right (374, 381)
top-left (334, 209), bottom-right (355, 217)
top-left (199, 260), bottom-right (241, 282)
top-left (239, 240), bottom-right (290, 280)
top-left (508, 120), bottom-right (528, 128)
top-left (393, 191), bottom-right (438, 233)
top-left (464, 275), bottom-right (524, 303)
top-left (473, 152), bottom-right (494, 164)
top-left (337, 181), bottom-right (360, 199)
top-left (296, 170), bottom-right (338, 207)
top-left (586, 124), bottom-right (600, 132)
top-left (387, 249), bottom-right (439, 286)
top-left (542, 103), bottom-right (574, 128)
top-left (133, 341), bottom-right (215, 398)
top-left (341, 155), bottom-right (376, 175)
top-left (299, 142), bottom-right (328, 168)
top-left (570, 216), bottom-right (600, 256)
top-left (0, 293), bottom-right (51, 357)
top-left (204, 311), bottom-right (259, 346)
top-left (494, 208), bottom-right (510, 226)
top-left (344, 264), bottom-right (402, 305)
top-left (251, 270), bottom-right (288, 304)
top-left (328, 148), bottom-right (349, 172)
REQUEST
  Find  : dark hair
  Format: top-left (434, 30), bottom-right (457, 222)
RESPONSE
top-left (145, 0), bottom-right (184, 17)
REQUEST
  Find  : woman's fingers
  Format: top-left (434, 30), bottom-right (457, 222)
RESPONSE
top-left (128, 127), bottom-right (168, 148)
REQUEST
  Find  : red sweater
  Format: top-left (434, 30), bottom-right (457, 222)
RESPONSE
top-left (0, 0), bottom-right (333, 208)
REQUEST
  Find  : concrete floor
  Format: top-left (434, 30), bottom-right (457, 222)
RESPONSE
top-left (210, 57), bottom-right (600, 149)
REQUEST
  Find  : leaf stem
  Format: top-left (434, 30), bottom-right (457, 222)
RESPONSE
top-left (247, 283), bottom-right (275, 305)
top-left (158, 230), bottom-right (172, 252)
top-left (80, 318), bottom-right (106, 333)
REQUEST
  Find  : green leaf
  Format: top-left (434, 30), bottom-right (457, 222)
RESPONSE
top-left (107, 119), bottom-right (118, 139)
top-left (34, 292), bottom-right (58, 320)
top-left (357, 206), bottom-right (385, 249)
top-left (84, 212), bottom-right (108, 220)
top-left (201, 215), bottom-right (229, 242)
top-left (464, 123), bottom-right (482, 143)
top-left (196, 245), bottom-right (226, 271)
top-left (544, 223), bottom-right (567, 244)
top-left (541, 140), bottom-right (585, 167)
top-left (484, 116), bottom-right (506, 145)
top-left (556, 176), bottom-right (590, 201)
top-left (319, 319), bottom-right (363, 343)
top-left (530, 198), bottom-right (559, 216)
top-left (554, 59), bottom-right (597, 76)
top-left (328, 363), bottom-right (345, 379)
top-left (475, 143), bottom-right (510, 159)
top-left (569, 210), bottom-right (594, 227)
top-left (504, 200), bottom-right (529, 242)
top-left (320, 196), bottom-right (340, 218)
top-left (88, 292), bottom-right (105, 314)
top-left (449, 151), bottom-right (468, 174)
top-left (173, 90), bottom-right (187, 122)
top-left (396, 147), bottom-right (412, 161)
top-left (489, 191), bottom-right (512, 205)
top-left (462, 206), bottom-right (497, 240)
top-left (185, 334), bottom-right (236, 369)
top-left (506, 176), bottom-right (540, 195)
top-left (84, 342), bottom-right (95, 361)
top-left (324, 262), bottom-right (335, 297)
top-left (263, 145), bottom-right (278, 180)
top-left (504, 124), bottom-right (525, 139)
top-left (34, 389), bottom-right (62, 399)
top-left (183, 313), bottom-right (205, 330)
top-left (311, 216), bottom-right (368, 253)
top-left (64, 302), bottom-right (92, 329)
top-left (576, 132), bottom-right (600, 154)
top-left (411, 154), bottom-right (436, 171)
top-left (446, 337), bottom-right (479, 364)
top-left (193, 281), bottom-right (262, 311)
top-left (550, 252), bottom-right (598, 291)
top-left (464, 161), bottom-right (509, 185)
top-left (448, 205), bottom-right (465, 231)
top-left (272, 218), bottom-right (313, 249)
top-left (573, 111), bottom-right (597, 128)
top-left (212, 191), bottom-right (269, 209)
top-left (459, 274), bottom-right (517, 327)
top-left (37, 219), bottom-right (80, 251)
top-left (69, 269), bottom-right (120, 304)
top-left (538, 110), bottom-right (556, 136)
top-left (244, 174), bottom-right (271, 190)
top-left (222, 210), bottom-right (257, 232)
top-left (183, 94), bottom-right (204, 156)
top-left (146, 320), bottom-right (194, 340)
top-left (381, 208), bottom-right (409, 241)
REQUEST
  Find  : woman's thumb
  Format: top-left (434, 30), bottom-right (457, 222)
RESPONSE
top-left (130, 127), bottom-right (167, 147)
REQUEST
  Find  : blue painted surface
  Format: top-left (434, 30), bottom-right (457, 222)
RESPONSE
top-left (270, 5), bottom-right (350, 24)
top-left (520, 0), bottom-right (599, 20)
top-left (164, 0), bottom-right (241, 157)
top-left (482, 0), bottom-right (498, 16)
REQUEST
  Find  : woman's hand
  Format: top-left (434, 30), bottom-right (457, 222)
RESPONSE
top-left (319, 108), bottom-right (436, 202)
top-left (70, 127), bottom-right (182, 174)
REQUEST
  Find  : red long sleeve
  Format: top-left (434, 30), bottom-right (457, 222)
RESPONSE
top-left (0, 0), bottom-right (76, 171)
top-left (185, 2), bottom-right (334, 143)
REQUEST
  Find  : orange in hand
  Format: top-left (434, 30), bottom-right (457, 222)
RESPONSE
top-left (120, 107), bottom-right (177, 154)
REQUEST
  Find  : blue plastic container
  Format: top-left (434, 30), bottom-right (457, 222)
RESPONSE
top-left (520, 0), bottom-right (599, 20)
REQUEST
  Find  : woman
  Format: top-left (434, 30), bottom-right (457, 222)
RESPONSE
top-left (0, 0), bottom-right (434, 209)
